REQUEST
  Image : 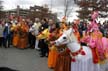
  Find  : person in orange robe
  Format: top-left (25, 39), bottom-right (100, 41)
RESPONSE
top-left (12, 23), bottom-right (20, 47)
top-left (54, 29), bottom-right (71, 71)
top-left (50, 22), bottom-right (71, 71)
top-left (48, 45), bottom-right (58, 68)
top-left (37, 24), bottom-right (59, 68)
top-left (47, 20), bottom-right (59, 68)
top-left (72, 22), bottom-right (80, 42)
top-left (18, 20), bottom-right (29, 49)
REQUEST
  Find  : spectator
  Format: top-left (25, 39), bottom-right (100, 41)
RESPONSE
top-left (3, 21), bottom-right (11, 48)
top-left (29, 18), bottom-right (41, 49)
top-left (38, 18), bottom-right (49, 57)
top-left (0, 21), bottom-right (5, 47)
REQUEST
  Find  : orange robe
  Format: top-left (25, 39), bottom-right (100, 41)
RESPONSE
top-left (48, 46), bottom-right (58, 68)
top-left (39, 23), bottom-right (67, 68)
top-left (12, 25), bottom-right (20, 47)
top-left (18, 22), bottom-right (29, 49)
top-left (48, 28), bottom-right (64, 68)
top-left (74, 31), bottom-right (80, 42)
top-left (72, 23), bottom-right (80, 42)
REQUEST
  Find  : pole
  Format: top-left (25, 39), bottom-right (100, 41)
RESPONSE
top-left (50, 0), bottom-right (52, 11)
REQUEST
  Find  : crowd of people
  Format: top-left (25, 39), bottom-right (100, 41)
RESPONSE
top-left (0, 18), bottom-right (50, 56)
top-left (0, 11), bottom-right (108, 71)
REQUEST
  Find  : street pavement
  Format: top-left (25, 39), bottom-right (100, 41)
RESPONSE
top-left (0, 47), bottom-right (52, 71)
top-left (1, 46), bottom-right (108, 71)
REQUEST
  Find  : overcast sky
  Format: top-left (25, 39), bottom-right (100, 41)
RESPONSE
top-left (3, 0), bottom-right (45, 10)
top-left (2, 0), bottom-right (79, 21)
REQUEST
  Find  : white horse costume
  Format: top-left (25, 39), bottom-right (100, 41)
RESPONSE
top-left (54, 28), bottom-right (108, 71)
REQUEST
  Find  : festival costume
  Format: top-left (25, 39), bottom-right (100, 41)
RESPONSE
top-left (48, 45), bottom-right (58, 68)
top-left (103, 38), bottom-right (108, 60)
top-left (12, 24), bottom-right (20, 47)
top-left (55, 28), bottom-right (101, 71)
top-left (47, 26), bottom-right (59, 68)
top-left (72, 23), bottom-right (80, 42)
top-left (54, 48), bottom-right (71, 71)
top-left (18, 22), bottom-right (29, 49)
top-left (54, 22), bottom-right (71, 71)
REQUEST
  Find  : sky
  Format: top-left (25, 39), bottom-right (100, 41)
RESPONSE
top-left (2, 0), bottom-right (45, 10)
top-left (2, 0), bottom-right (79, 21)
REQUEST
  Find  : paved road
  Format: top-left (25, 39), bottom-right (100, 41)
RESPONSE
top-left (1, 47), bottom-right (108, 71)
top-left (0, 47), bottom-right (52, 71)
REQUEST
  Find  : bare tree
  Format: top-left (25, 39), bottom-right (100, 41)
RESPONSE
top-left (0, 0), bottom-right (5, 19)
top-left (0, 0), bottom-right (3, 11)
top-left (74, 0), bottom-right (108, 20)
top-left (63, 0), bottom-right (73, 21)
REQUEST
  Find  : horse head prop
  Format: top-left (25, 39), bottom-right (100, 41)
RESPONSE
top-left (54, 28), bottom-right (81, 53)
top-left (55, 28), bottom-right (75, 45)
top-left (53, 27), bottom-right (108, 71)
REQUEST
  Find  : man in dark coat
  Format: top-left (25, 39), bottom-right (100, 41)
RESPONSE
top-left (3, 22), bottom-right (11, 48)
top-left (38, 18), bottom-right (49, 57)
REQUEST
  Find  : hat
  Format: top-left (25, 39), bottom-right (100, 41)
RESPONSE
top-left (62, 16), bottom-right (66, 23)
